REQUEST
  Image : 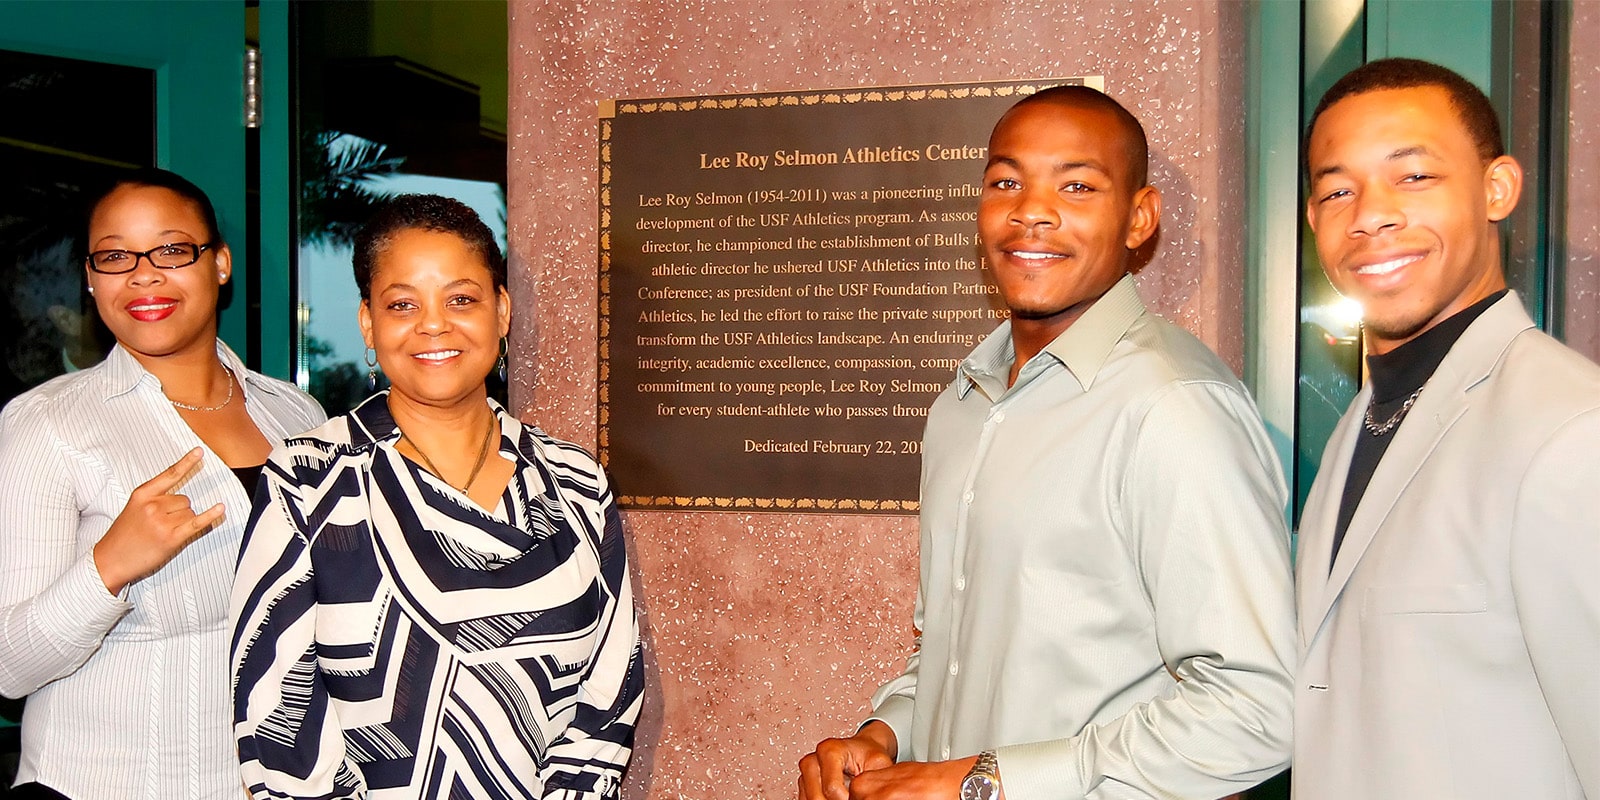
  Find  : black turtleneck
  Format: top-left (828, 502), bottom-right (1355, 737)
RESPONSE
top-left (1329, 290), bottom-right (1509, 568)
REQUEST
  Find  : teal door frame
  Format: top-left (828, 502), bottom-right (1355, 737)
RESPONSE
top-left (2, 1), bottom-right (299, 381)
top-left (256, 0), bottom-right (294, 380)
top-left (1244, 0), bottom-right (1303, 527)
top-left (0, 0), bottom-right (251, 356)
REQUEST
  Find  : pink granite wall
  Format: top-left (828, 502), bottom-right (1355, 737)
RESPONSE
top-left (504, 2), bottom-right (1248, 797)
top-left (1564, 2), bottom-right (1598, 361)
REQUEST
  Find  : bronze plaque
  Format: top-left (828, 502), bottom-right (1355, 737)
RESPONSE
top-left (600, 77), bottom-right (1098, 513)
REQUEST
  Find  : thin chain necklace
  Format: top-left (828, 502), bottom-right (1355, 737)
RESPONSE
top-left (1364, 386), bottom-right (1423, 436)
top-left (399, 411), bottom-right (497, 493)
top-left (170, 367), bottom-right (235, 412)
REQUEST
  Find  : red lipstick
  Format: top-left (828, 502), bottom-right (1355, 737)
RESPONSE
top-left (125, 296), bottom-right (179, 322)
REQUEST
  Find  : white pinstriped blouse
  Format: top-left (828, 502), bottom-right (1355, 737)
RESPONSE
top-left (0, 343), bottom-right (324, 800)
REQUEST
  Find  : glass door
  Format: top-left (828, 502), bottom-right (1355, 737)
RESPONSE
top-left (289, 1), bottom-right (508, 415)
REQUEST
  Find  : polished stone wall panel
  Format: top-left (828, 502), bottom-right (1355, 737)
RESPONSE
top-left (506, 2), bottom-right (1247, 797)
top-left (1565, 2), bottom-right (1598, 361)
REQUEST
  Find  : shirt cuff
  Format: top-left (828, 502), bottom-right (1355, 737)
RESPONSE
top-left (995, 738), bottom-right (1084, 800)
top-left (862, 693), bottom-right (916, 763)
top-left (542, 771), bottom-right (620, 800)
top-left (39, 552), bottom-right (133, 648)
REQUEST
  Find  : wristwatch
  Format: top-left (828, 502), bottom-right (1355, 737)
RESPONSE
top-left (959, 749), bottom-right (1000, 800)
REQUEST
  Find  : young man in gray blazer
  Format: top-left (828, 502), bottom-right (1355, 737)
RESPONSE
top-left (1297, 57), bottom-right (1599, 799)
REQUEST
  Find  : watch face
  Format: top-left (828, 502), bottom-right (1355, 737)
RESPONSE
top-left (960, 775), bottom-right (998, 800)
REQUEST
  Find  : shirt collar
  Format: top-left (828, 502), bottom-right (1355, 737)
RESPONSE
top-left (98, 344), bottom-right (152, 399)
top-left (348, 390), bottom-right (404, 448)
top-left (346, 390), bottom-right (512, 450)
top-left (956, 273), bottom-right (1146, 399)
top-left (98, 339), bottom-right (280, 402)
top-left (1364, 288), bottom-right (1508, 403)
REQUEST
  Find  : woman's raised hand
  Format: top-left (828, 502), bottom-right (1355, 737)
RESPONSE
top-left (92, 448), bottom-right (226, 594)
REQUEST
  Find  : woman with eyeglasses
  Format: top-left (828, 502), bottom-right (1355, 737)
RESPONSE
top-left (0, 168), bottom-right (325, 800)
top-left (230, 194), bottom-right (642, 799)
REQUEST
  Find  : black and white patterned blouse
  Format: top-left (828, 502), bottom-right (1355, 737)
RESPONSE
top-left (230, 393), bottom-right (642, 800)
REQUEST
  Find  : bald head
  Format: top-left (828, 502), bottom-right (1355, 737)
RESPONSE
top-left (1001, 85), bottom-right (1150, 187)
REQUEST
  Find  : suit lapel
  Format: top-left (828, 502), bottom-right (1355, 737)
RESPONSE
top-left (1318, 381), bottom-right (1471, 611)
top-left (1302, 293), bottom-right (1536, 638)
top-left (1297, 393), bottom-right (1362, 645)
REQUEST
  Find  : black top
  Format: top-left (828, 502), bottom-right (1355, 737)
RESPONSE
top-left (1329, 290), bottom-right (1508, 567)
top-left (230, 463), bottom-right (264, 494)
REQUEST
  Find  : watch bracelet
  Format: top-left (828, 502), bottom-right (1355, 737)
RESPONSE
top-left (968, 748), bottom-right (999, 778)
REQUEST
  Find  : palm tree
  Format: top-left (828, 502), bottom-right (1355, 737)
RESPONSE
top-left (297, 130), bottom-right (404, 248)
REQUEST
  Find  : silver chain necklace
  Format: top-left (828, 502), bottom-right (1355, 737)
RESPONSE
top-left (1363, 386), bottom-right (1423, 436)
top-left (170, 368), bottom-right (235, 412)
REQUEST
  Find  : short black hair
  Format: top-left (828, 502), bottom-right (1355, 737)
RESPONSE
top-left (85, 168), bottom-right (223, 248)
top-left (1307, 58), bottom-right (1504, 166)
top-left (1007, 84), bottom-right (1150, 187)
top-left (352, 194), bottom-right (506, 301)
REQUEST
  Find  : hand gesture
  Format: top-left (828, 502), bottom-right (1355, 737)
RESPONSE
top-left (92, 448), bottom-right (225, 594)
top-left (799, 721), bottom-right (898, 800)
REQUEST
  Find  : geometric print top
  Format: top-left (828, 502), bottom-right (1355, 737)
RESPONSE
top-left (229, 393), bottom-right (643, 799)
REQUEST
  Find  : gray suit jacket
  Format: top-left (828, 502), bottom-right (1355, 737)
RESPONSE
top-left (1293, 293), bottom-right (1600, 799)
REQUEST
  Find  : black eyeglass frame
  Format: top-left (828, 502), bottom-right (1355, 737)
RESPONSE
top-left (85, 242), bottom-right (216, 275)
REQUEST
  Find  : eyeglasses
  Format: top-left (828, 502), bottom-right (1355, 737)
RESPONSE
top-left (86, 242), bottom-right (214, 274)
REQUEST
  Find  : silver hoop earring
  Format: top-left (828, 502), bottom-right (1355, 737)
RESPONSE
top-left (365, 347), bottom-right (379, 391)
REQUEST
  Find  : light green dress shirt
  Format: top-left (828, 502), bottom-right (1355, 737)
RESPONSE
top-left (868, 275), bottom-right (1295, 799)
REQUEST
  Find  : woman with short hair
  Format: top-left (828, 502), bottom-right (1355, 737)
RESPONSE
top-left (231, 194), bottom-right (642, 800)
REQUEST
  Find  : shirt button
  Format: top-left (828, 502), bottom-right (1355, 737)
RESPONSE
top-left (942, 745), bottom-right (952, 759)
top-left (955, 575), bottom-right (966, 591)
top-left (963, 491), bottom-right (974, 504)
top-left (949, 661), bottom-right (960, 676)
top-left (994, 411), bottom-right (1005, 423)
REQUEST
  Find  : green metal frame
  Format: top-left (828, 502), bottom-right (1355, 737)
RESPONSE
top-left (0, 1), bottom-right (249, 355)
top-left (1365, 0), bottom-right (1494, 87)
top-left (1293, 0), bottom-right (1366, 517)
top-left (1244, 0), bottom-right (1303, 526)
top-left (257, 0), bottom-right (295, 380)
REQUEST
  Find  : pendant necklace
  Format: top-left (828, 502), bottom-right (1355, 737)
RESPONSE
top-left (401, 411), bottom-right (497, 492)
